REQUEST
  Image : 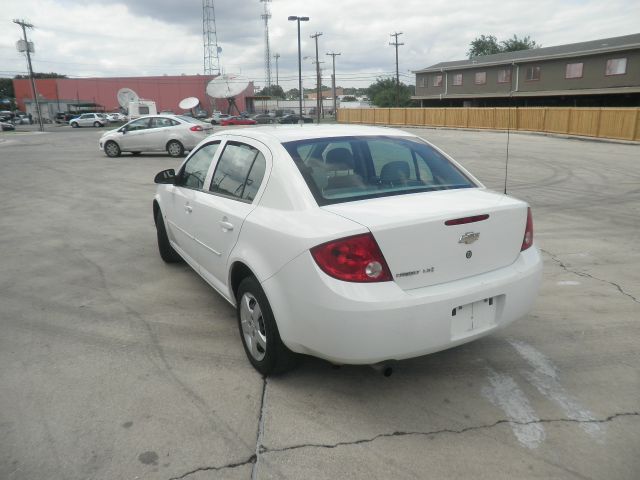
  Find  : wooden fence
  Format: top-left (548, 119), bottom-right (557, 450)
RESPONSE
top-left (337, 107), bottom-right (640, 142)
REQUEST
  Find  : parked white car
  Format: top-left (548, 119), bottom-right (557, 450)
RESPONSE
top-left (98, 114), bottom-right (213, 157)
top-left (152, 125), bottom-right (542, 375)
top-left (69, 113), bottom-right (109, 128)
top-left (106, 112), bottom-right (127, 122)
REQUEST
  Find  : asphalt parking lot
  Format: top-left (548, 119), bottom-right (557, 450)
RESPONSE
top-left (0, 124), bottom-right (638, 480)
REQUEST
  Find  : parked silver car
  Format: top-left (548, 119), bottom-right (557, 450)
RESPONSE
top-left (70, 113), bottom-right (109, 128)
top-left (98, 114), bottom-right (213, 158)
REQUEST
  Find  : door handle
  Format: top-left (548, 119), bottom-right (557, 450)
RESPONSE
top-left (219, 220), bottom-right (234, 231)
top-left (184, 205), bottom-right (193, 213)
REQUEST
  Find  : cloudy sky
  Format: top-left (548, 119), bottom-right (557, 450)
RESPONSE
top-left (2, 0), bottom-right (639, 90)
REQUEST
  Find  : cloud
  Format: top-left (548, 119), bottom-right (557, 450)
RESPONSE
top-left (1, 0), bottom-right (639, 89)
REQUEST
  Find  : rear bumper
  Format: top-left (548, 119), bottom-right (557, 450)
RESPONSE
top-left (262, 246), bottom-right (542, 364)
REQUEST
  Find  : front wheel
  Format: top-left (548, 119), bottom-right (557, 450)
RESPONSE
top-left (71, 122), bottom-right (79, 128)
top-left (104, 141), bottom-right (121, 158)
top-left (155, 209), bottom-right (181, 263)
top-left (167, 140), bottom-right (184, 157)
top-left (237, 277), bottom-right (298, 376)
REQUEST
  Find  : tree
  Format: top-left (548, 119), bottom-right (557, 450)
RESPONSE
top-left (366, 77), bottom-right (415, 108)
top-left (14, 72), bottom-right (67, 79)
top-left (467, 35), bottom-right (501, 58)
top-left (501, 35), bottom-right (539, 52)
top-left (467, 34), bottom-right (540, 58)
top-left (256, 85), bottom-right (285, 98)
top-left (285, 88), bottom-right (300, 100)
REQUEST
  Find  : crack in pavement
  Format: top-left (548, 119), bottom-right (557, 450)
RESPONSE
top-left (252, 376), bottom-right (268, 480)
top-left (167, 454), bottom-right (257, 480)
top-left (541, 249), bottom-right (640, 304)
top-left (168, 377), bottom-right (268, 480)
top-left (258, 412), bottom-right (639, 455)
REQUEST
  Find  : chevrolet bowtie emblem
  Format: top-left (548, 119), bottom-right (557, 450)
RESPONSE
top-left (459, 232), bottom-right (480, 244)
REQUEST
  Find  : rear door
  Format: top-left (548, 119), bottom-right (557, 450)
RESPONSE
top-left (189, 138), bottom-right (270, 293)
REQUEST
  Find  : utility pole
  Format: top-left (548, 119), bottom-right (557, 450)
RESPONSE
top-left (310, 32), bottom-right (323, 124)
top-left (326, 52), bottom-right (341, 118)
top-left (13, 19), bottom-right (43, 132)
top-left (273, 53), bottom-right (280, 87)
top-left (389, 32), bottom-right (404, 107)
top-left (273, 52), bottom-right (280, 110)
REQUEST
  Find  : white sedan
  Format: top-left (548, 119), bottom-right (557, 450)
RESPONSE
top-left (99, 114), bottom-right (213, 158)
top-left (153, 125), bottom-right (542, 375)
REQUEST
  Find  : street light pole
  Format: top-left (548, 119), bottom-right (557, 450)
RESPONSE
top-left (326, 52), bottom-right (341, 118)
top-left (288, 16), bottom-right (309, 124)
top-left (310, 32), bottom-right (323, 124)
top-left (13, 19), bottom-right (43, 132)
top-left (389, 32), bottom-right (404, 107)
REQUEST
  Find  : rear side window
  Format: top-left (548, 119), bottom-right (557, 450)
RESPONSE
top-left (283, 135), bottom-right (475, 205)
top-left (209, 142), bottom-right (267, 202)
top-left (176, 142), bottom-right (220, 190)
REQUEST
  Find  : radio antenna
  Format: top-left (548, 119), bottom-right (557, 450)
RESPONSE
top-left (503, 62), bottom-right (515, 195)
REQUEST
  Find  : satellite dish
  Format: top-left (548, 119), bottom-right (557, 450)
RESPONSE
top-left (117, 88), bottom-right (139, 108)
top-left (179, 97), bottom-right (200, 110)
top-left (206, 75), bottom-right (249, 99)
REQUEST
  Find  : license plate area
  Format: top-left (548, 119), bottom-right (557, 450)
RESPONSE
top-left (451, 296), bottom-right (499, 339)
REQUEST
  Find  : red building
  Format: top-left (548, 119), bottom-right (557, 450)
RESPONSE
top-left (13, 75), bottom-right (254, 118)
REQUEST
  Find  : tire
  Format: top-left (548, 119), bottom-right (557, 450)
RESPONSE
top-left (93, 121), bottom-right (101, 127)
top-left (104, 141), bottom-right (121, 158)
top-left (155, 210), bottom-right (181, 263)
top-left (71, 122), bottom-right (79, 128)
top-left (167, 140), bottom-right (184, 157)
top-left (236, 276), bottom-right (298, 376)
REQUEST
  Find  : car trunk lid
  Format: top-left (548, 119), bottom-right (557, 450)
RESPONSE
top-left (322, 189), bottom-right (529, 290)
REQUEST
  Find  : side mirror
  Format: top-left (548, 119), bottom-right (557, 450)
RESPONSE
top-left (119, 126), bottom-right (127, 134)
top-left (154, 169), bottom-right (176, 184)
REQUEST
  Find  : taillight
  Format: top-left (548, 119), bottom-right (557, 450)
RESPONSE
top-left (310, 233), bottom-right (392, 283)
top-left (189, 125), bottom-right (203, 131)
top-left (521, 207), bottom-right (534, 251)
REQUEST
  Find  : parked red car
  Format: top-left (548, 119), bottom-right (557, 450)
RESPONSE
top-left (220, 116), bottom-right (258, 126)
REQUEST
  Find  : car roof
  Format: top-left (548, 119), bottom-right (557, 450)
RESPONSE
top-left (213, 124), bottom-right (415, 144)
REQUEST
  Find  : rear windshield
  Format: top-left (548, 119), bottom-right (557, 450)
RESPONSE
top-left (282, 135), bottom-right (476, 205)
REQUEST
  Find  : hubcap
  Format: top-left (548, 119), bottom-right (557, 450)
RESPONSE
top-left (168, 143), bottom-right (180, 156)
top-left (239, 292), bottom-right (267, 361)
top-left (106, 143), bottom-right (118, 156)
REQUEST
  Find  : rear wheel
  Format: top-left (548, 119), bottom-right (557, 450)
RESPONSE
top-left (237, 276), bottom-right (298, 376)
top-left (104, 141), bottom-right (121, 157)
top-left (155, 210), bottom-right (181, 263)
top-left (93, 121), bottom-right (101, 127)
top-left (167, 140), bottom-right (184, 157)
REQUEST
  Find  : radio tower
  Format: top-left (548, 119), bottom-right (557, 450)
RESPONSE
top-left (202, 0), bottom-right (221, 75)
top-left (260, 0), bottom-right (272, 93)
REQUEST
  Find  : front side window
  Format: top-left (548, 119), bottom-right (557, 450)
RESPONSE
top-left (475, 72), bottom-right (486, 85)
top-left (176, 142), bottom-right (220, 190)
top-left (452, 73), bottom-right (463, 86)
top-left (283, 136), bottom-right (476, 206)
top-left (605, 58), bottom-right (627, 75)
top-left (210, 142), bottom-right (266, 202)
top-left (525, 66), bottom-right (541, 81)
top-left (565, 62), bottom-right (583, 79)
top-left (432, 74), bottom-right (443, 87)
top-left (497, 69), bottom-right (511, 84)
top-left (125, 118), bottom-right (150, 131)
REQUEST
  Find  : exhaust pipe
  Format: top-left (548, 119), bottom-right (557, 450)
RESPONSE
top-left (370, 363), bottom-right (393, 377)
